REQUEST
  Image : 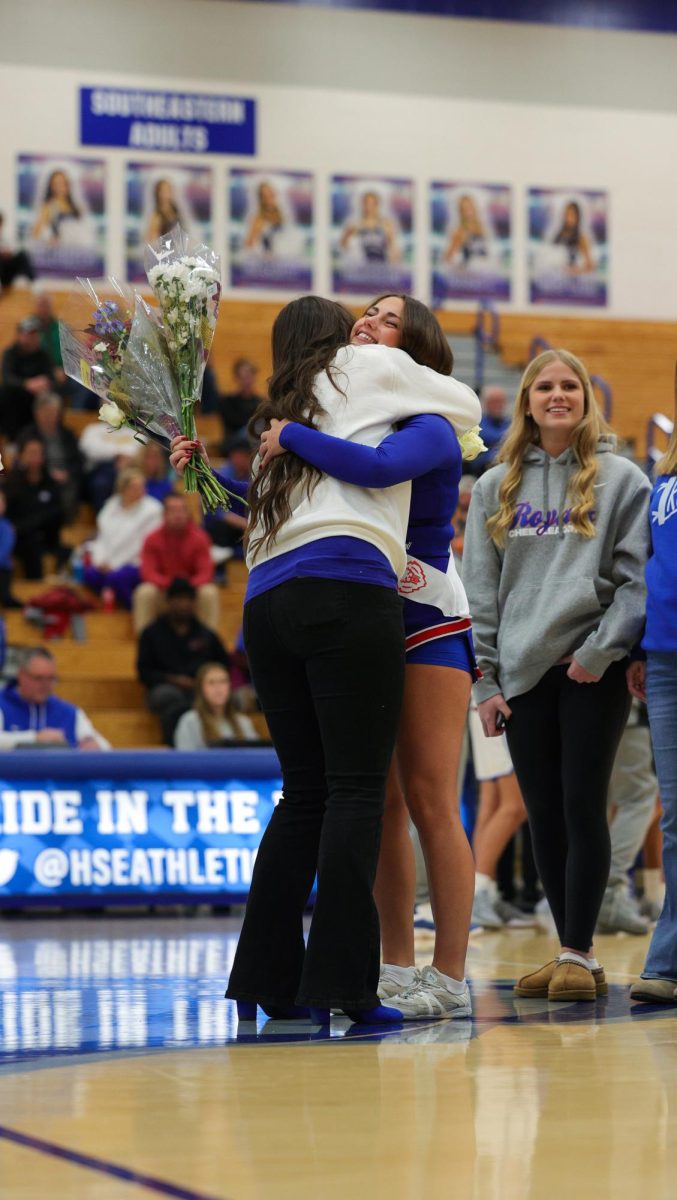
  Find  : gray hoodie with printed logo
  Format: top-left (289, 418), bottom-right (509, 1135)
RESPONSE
top-left (462, 437), bottom-right (651, 704)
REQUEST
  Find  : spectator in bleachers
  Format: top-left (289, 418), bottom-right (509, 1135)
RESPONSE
top-left (0, 646), bottom-right (110, 749)
top-left (137, 576), bottom-right (231, 745)
top-left (200, 363), bottom-right (221, 415)
top-left (451, 474), bottom-right (474, 559)
top-left (82, 466), bottom-right (163, 608)
top-left (0, 317), bottom-right (55, 441)
top-left (217, 358), bottom-right (264, 450)
top-left (203, 432), bottom-right (250, 565)
top-left (4, 436), bottom-right (68, 578)
top-left (0, 212), bottom-right (34, 292)
top-left (173, 662), bottom-right (257, 749)
top-left (133, 492), bottom-right (219, 633)
top-left (18, 392), bottom-right (83, 522)
top-left (33, 292), bottom-right (68, 390)
top-left (136, 440), bottom-right (175, 503)
top-left (0, 490), bottom-right (21, 608)
top-left (229, 625), bottom-right (259, 714)
top-left (78, 418), bottom-right (139, 512)
top-left (466, 385), bottom-right (511, 477)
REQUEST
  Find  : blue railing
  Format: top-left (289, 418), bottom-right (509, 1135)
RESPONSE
top-left (646, 412), bottom-right (674, 475)
top-left (473, 301), bottom-right (500, 392)
top-left (528, 335), bottom-right (613, 422)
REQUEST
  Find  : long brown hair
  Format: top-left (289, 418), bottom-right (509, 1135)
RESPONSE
top-left (486, 349), bottom-right (609, 547)
top-left (247, 296), bottom-right (354, 559)
top-left (369, 293), bottom-right (453, 374)
top-left (194, 662), bottom-right (236, 745)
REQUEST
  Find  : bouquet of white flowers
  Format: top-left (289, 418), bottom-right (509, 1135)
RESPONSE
top-left (59, 267), bottom-right (239, 512)
top-left (144, 225), bottom-right (220, 495)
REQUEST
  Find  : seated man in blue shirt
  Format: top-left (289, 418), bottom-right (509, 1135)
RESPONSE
top-left (0, 647), bottom-right (110, 749)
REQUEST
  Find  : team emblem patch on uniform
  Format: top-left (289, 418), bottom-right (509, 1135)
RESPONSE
top-left (399, 559), bottom-right (427, 593)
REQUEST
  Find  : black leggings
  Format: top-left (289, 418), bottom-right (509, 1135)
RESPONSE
top-left (506, 661), bottom-right (630, 952)
top-left (226, 578), bottom-right (405, 1010)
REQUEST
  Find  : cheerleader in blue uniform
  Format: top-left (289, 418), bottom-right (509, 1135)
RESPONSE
top-left (259, 293), bottom-right (480, 1020)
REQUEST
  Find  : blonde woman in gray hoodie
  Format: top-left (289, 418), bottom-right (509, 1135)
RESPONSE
top-left (463, 349), bottom-right (651, 1003)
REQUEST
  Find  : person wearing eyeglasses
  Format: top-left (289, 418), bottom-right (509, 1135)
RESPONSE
top-left (0, 647), bottom-right (110, 749)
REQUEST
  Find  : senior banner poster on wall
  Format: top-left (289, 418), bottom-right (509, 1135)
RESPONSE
top-left (125, 162), bottom-right (213, 283)
top-left (331, 175), bottom-right (413, 296)
top-left (16, 154), bottom-right (106, 279)
top-left (528, 187), bottom-right (609, 307)
top-left (0, 776), bottom-right (281, 904)
top-left (229, 168), bottom-right (314, 291)
top-left (430, 182), bottom-right (512, 306)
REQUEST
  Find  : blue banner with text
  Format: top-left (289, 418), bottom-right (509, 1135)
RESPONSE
top-left (80, 87), bottom-right (256, 156)
top-left (0, 754), bottom-right (281, 904)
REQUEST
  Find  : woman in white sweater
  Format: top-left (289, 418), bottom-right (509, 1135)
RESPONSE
top-left (171, 295), bottom-right (479, 1025)
top-left (82, 466), bottom-right (163, 608)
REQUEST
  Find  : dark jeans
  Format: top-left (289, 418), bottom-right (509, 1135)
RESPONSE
top-left (506, 660), bottom-right (630, 951)
top-left (0, 249), bottom-right (34, 288)
top-left (147, 683), bottom-right (193, 745)
top-left (226, 578), bottom-right (405, 1010)
top-left (15, 522), bottom-right (68, 580)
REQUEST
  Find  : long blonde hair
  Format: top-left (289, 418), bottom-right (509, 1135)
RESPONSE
top-left (194, 662), bottom-right (236, 745)
top-left (486, 349), bottom-right (609, 547)
top-left (656, 362), bottom-right (677, 476)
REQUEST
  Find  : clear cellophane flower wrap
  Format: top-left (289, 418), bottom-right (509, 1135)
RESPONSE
top-left (144, 224), bottom-right (220, 497)
top-left (58, 278), bottom-right (239, 511)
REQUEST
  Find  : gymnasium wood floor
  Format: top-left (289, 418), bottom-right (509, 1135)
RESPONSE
top-left (1, 916), bottom-right (675, 1199)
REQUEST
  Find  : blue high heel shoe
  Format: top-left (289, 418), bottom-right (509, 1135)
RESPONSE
top-left (309, 1007), bottom-right (331, 1024)
top-left (343, 1004), bottom-right (403, 1025)
top-left (309, 1003), bottom-right (403, 1025)
top-left (236, 1000), bottom-right (311, 1021)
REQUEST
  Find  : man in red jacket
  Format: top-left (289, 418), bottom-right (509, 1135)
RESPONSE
top-left (132, 493), bottom-right (220, 633)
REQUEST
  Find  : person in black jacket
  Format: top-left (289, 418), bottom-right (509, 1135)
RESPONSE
top-left (217, 358), bottom-right (263, 451)
top-left (18, 393), bottom-right (84, 522)
top-left (4, 436), bottom-right (67, 579)
top-left (136, 576), bottom-right (230, 745)
top-left (0, 317), bottom-right (55, 440)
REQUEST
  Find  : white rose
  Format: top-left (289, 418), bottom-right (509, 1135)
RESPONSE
top-left (98, 401), bottom-right (126, 429)
top-left (458, 425), bottom-right (488, 462)
top-left (94, 342), bottom-right (108, 353)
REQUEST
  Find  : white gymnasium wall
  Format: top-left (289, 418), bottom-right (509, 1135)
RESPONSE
top-left (2, 0), bottom-right (677, 317)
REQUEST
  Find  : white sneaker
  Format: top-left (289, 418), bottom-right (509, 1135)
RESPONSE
top-left (471, 888), bottom-right (504, 930)
top-left (413, 902), bottom-right (435, 931)
top-left (494, 898), bottom-right (537, 928)
top-left (390, 966), bottom-right (472, 1021)
top-left (377, 965), bottom-right (418, 1000)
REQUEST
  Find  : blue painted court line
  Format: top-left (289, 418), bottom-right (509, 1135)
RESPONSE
top-left (0, 1124), bottom-right (229, 1200)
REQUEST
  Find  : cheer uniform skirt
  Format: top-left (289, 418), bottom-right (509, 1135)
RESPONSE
top-left (404, 613), bottom-right (481, 678)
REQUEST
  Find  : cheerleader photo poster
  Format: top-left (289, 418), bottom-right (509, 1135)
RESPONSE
top-left (430, 182), bottom-right (512, 306)
top-left (125, 163), bottom-right (213, 282)
top-left (528, 187), bottom-right (609, 307)
top-left (229, 168), bottom-right (314, 291)
top-left (17, 153), bottom-right (106, 279)
top-left (331, 175), bottom-right (414, 297)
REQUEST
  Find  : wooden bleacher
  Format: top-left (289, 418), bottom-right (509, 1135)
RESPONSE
top-left (3, 561), bottom-right (257, 748)
top-left (0, 286), bottom-right (675, 746)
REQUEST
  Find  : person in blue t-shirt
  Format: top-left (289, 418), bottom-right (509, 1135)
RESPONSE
top-left (0, 647), bottom-right (109, 749)
top-left (628, 421), bottom-right (677, 1004)
top-left (0, 490), bottom-right (21, 609)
